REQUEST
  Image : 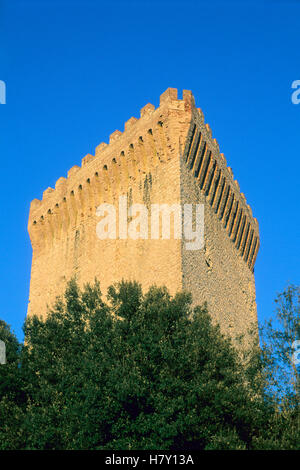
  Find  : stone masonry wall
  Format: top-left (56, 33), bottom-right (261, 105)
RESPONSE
top-left (27, 88), bottom-right (259, 342)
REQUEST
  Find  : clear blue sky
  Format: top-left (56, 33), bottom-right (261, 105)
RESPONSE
top-left (0, 0), bottom-right (299, 341)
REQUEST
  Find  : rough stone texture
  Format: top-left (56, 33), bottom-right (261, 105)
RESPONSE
top-left (27, 88), bottom-right (260, 341)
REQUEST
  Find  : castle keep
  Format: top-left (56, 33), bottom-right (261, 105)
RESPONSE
top-left (27, 88), bottom-right (260, 338)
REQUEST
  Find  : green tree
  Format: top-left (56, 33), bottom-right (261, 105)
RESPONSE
top-left (17, 279), bottom-right (268, 450)
top-left (1, 280), bottom-right (298, 450)
top-left (252, 284), bottom-right (300, 449)
top-left (0, 321), bottom-right (26, 449)
top-left (259, 284), bottom-right (300, 405)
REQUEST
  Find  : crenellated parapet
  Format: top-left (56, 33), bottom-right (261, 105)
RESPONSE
top-left (28, 87), bottom-right (259, 271)
top-left (183, 106), bottom-right (259, 271)
top-left (28, 89), bottom-right (192, 248)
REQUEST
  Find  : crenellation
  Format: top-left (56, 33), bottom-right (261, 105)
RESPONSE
top-left (43, 187), bottom-right (54, 199)
top-left (55, 177), bottom-right (67, 190)
top-left (140, 103), bottom-right (155, 117)
top-left (196, 108), bottom-right (204, 122)
top-left (95, 142), bottom-right (108, 156)
top-left (109, 130), bottom-right (122, 144)
top-left (234, 179), bottom-right (240, 192)
top-left (240, 193), bottom-right (246, 205)
top-left (67, 165), bottom-right (80, 179)
top-left (125, 117), bottom-right (138, 131)
top-left (81, 154), bottom-right (94, 166)
top-left (205, 123), bottom-right (212, 137)
top-left (227, 167), bottom-right (234, 180)
top-left (159, 87), bottom-right (178, 105)
top-left (220, 153), bottom-right (227, 165)
top-left (30, 198), bottom-right (42, 213)
top-left (213, 138), bottom-right (220, 153)
top-left (182, 89), bottom-right (195, 110)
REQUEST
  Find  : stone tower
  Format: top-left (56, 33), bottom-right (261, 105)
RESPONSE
top-left (27, 88), bottom-right (260, 339)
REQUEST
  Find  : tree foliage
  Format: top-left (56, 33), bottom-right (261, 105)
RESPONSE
top-left (253, 284), bottom-right (300, 449)
top-left (0, 280), bottom-right (299, 449)
top-left (259, 284), bottom-right (300, 405)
